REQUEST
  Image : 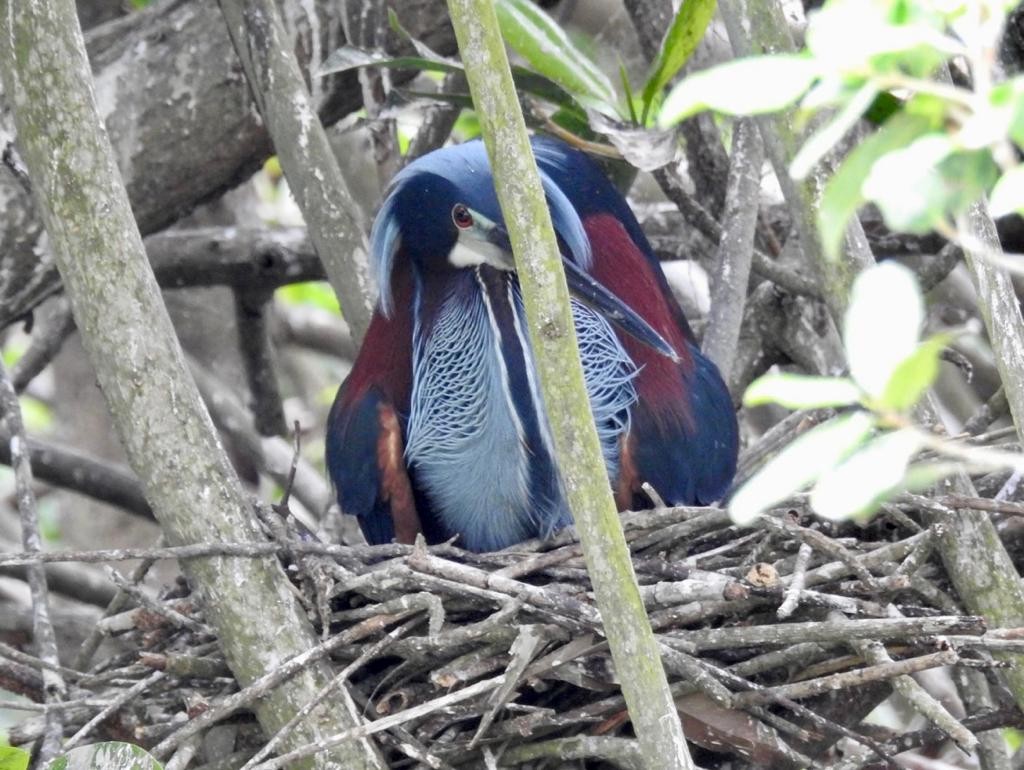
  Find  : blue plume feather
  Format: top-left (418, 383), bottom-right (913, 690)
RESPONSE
top-left (571, 300), bottom-right (637, 476)
top-left (369, 203), bottom-right (402, 316)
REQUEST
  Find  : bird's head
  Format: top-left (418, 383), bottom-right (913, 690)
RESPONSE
top-left (369, 139), bottom-right (679, 361)
top-left (370, 140), bottom-right (590, 316)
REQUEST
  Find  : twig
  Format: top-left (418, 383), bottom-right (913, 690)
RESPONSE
top-left (730, 647), bottom-right (959, 707)
top-left (0, 358), bottom-right (65, 762)
top-left (776, 541), bottom-right (812, 620)
top-left (234, 289), bottom-right (287, 437)
top-left (651, 164), bottom-right (821, 300)
top-left (11, 296), bottom-right (75, 393)
top-left (241, 617), bottom-right (422, 770)
top-left (0, 432), bottom-right (153, 521)
top-left (105, 567), bottom-right (208, 633)
top-left (760, 515), bottom-right (879, 588)
top-left (74, 545), bottom-right (160, 671)
top-left (0, 640), bottom-right (83, 684)
top-left (833, 606), bottom-right (978, 752)
top-left (165, 735), bottom-right (203, 770)
top-left (964, 386), bottom-right (1008, 436)
top-left (145, 227), bottom-right (325, 293)
top-left (152, 612), bottom-right (412, 758)
top-left (704, 661), bottom-right (896, 766)
top-left (64, 671), bottom-right (166, 750)
top-left (0, 530), bottom-right (118, 608)
top-left (217, 0), bottom-right (374, 341)
top-left (247, 674), bottom-right (508, 770)
top-left (952, 663), bottom-right (1012, 770)
top-left (496, 736), bottom-right (644, 770)
top-left (470, 624), bottom-right (544, 747)
top-left (665, 615), bottom-right (985, 652)
top-left (407, 551), bottom-right (603, 628)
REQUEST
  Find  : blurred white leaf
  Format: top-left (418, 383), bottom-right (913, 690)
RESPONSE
top-left (810, 429), bottom-right (923, 520)
top-left (729, 411), bottom-right (875, 525)
top-left (744, 373), bottom-right (862, 410)
top-left (861, 135), bottom-right (954, 233)
top-left (844, 262), bottom-right (923, 400)
top-left (658, 55), bottom-right (818, 126)
top-left (990, 164), bottom-right (1024, 218)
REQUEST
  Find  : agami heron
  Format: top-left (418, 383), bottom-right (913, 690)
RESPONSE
top-left (326, 136), bottom-right (738, 552)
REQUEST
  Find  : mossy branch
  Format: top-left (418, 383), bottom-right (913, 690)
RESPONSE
top-left (444, 1), bottom-right (694, 767)
top-left (217, 0), bottom-right (376, 341)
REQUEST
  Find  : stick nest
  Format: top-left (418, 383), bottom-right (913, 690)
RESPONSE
top-left (15, 488), bottom-right (1024, 770)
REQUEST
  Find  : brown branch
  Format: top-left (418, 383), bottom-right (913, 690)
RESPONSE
top-left (234, 289), bottom-right (288, 437)
top-left (666, 615), bottom-right (986, 652)
top-left (731, 648), bottom-right (959, 707)
top-left (0, 432), bottom-right (154, 521)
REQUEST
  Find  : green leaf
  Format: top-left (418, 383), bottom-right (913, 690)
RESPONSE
top-left (879, 333), bottom-right (950, 412)
top-left (743, 373), bottom-right (862, 410)
top-left (658, 55), bottom-right (819, 127)
top-left (1007, 728), bottom-right (1024, 753)
top-left (319, 47), bottom-right (461, 78)
top-left (864, 91), bottom-right (904, 125)
top-left (862, 133), bottom-right (955, 233)
top-left (640, 0), bottom-right (718, 124)
top-left (990, 164), bottom-right (1024, 218)
top-left (47, 743), bottom-right (163, 770)
top-left (791, 81), bottom-right (879, 180)
top-left (495, 0), bottom-right (617, 111)
top-left (810, 428), bottom-right (923, 521)
top-left (938, 148), bottom-right (1001, 212)
top-left (901, 461), bottom-right (960, 493)
top-left (620, 63), bottom-right (639, 124)
top-left (318, 46), bottom-right (582, 113)
top-left (818, 111), bottom-right (934, 260)
top-left (20, 395), bottom-right (53, 433)
top-left (277, 282), bottom-right (340, 315)
top-left (845, 262), bottom-right (923, 400)
top-left (2, 342), bottom-right (25, 368)
top-left (863, 137), bottom-right (1000, 234)
top-left (0, 747), bottom-right (29, 770)
top-left (806, 0), bottom-right (955, 75)
top-left (997, 77), bottom-right (1024, 148)
top-left (729, 411), bottom-right (876, 525)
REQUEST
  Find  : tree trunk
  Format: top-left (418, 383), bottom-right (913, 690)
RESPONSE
top-left (0, 1), bottom-right (385, 766)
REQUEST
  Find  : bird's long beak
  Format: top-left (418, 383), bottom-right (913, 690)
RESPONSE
top-left (561, 258), bottom-right (680, 362)
top-left (482, 221), bottom-right (679, 361)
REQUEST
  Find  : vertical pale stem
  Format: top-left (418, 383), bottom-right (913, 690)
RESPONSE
top-left (445, 1), bottom-right (693, 767)
top-left (218, 0), bottom-right (376, 341)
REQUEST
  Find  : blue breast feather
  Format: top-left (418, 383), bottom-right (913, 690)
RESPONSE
top-left (404, 269), bottom-right (637, 551)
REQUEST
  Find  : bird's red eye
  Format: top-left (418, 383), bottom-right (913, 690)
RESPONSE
top-left (452, 204), bottom-right (473, 229)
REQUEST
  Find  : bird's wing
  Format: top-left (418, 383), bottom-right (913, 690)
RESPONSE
top-left (620, 342), bottom-right (738, 507)
top-left (326, 383), bottom-right (423, 545)
top-left (576, 214), bottom-right (738, 508)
